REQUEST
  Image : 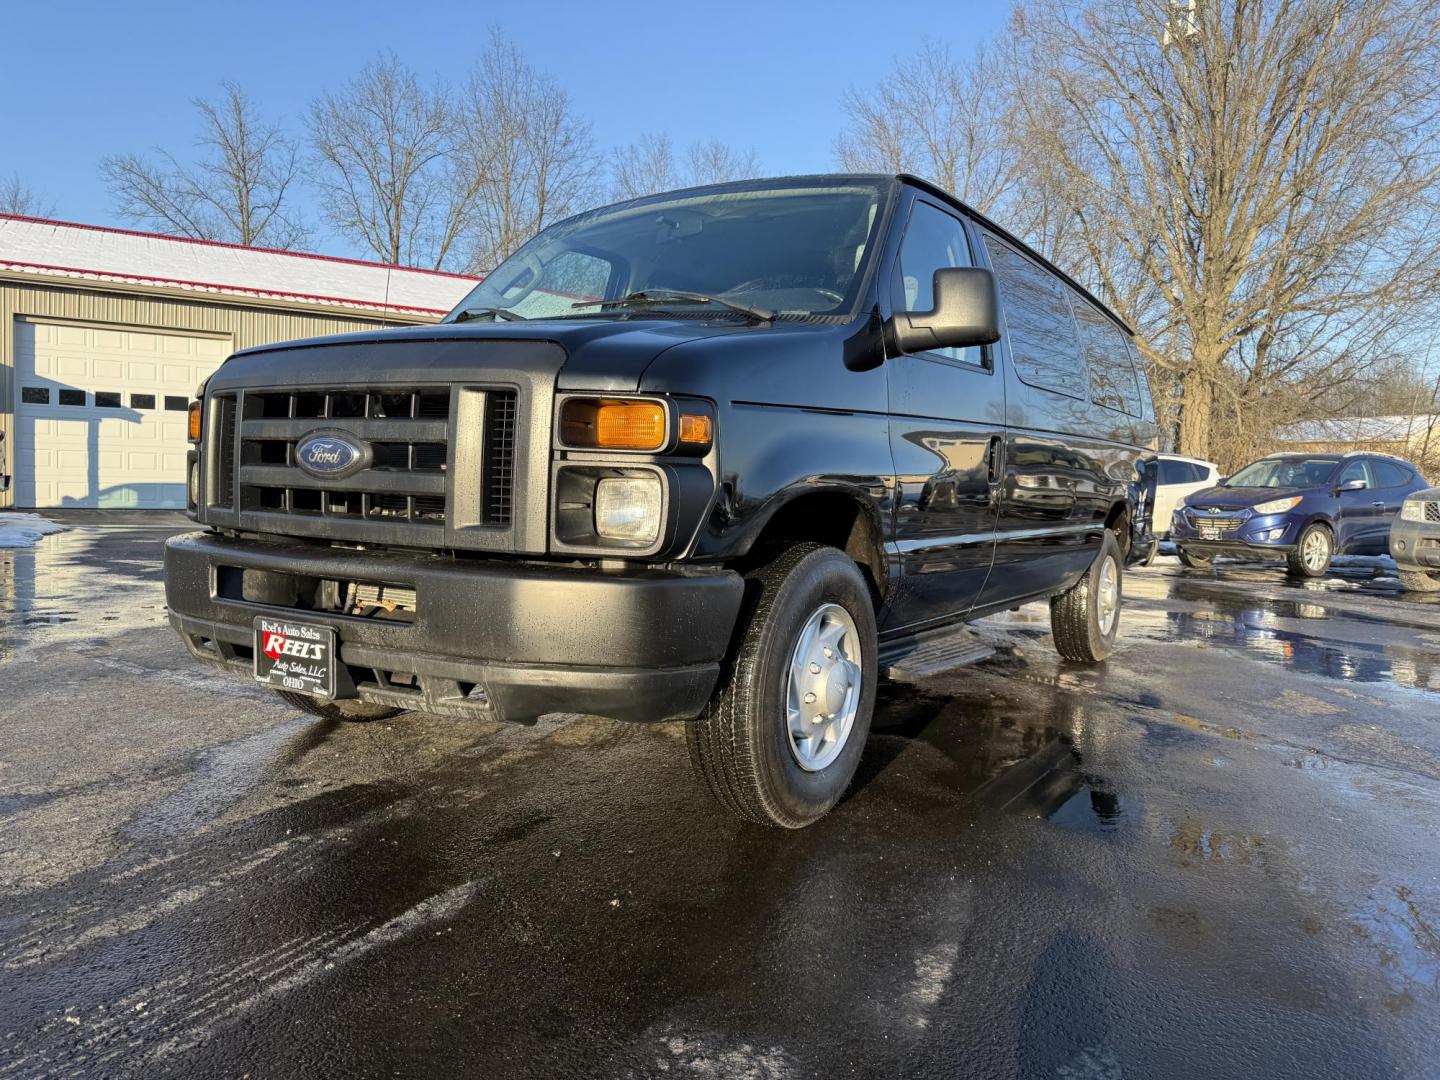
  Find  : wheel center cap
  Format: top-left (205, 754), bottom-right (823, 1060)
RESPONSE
top-left (819, 661), bottom-right (852, 716)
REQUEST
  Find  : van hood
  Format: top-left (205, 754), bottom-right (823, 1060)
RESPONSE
top-left (217, 318), bottom-right (761, 394)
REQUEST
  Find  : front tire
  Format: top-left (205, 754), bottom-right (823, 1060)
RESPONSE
top-left (1177, 546), bottom-right (1213, 569)
top-left (1051, 531), bottom-right (1123, 663)
top-left (1398, 568), bottom-right (1440, 593)
top-left (1287, 523), bottom-right (1333, 578)
top-left (276, 691), bottom-right (402, 723)
top-left (686, 543), bottom-right (877, 829)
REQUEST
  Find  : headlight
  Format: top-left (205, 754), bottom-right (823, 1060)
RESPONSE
top-left (1402, 500), bottom-right (1425, 522)
top-left (187, 460), bottom-right (199, 506)
top-left (1254, 496), bottom-right (1302, 514)
top-left (594, 476), bottom-right (663, 542)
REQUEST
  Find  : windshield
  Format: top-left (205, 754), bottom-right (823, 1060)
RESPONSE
top-left (1226, 457), bottom-right (1338, 488)
top-left (445, 179), bottom-right (890, 322)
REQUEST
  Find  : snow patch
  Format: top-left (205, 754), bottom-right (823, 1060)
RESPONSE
top-left (0, 512), bottom-right (66, 548)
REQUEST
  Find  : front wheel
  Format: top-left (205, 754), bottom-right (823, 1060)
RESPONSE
top-left (1287, 523), bottom-right (1333, 578)
top-left (1177, 546), bottom-right (1213, 569)
top-left (1051, 531), bottom-right (1123, 663)
top-left (686, 543), bottom-right (877, 828)
top-left (1398, 568), bottom-right (1440, 593)
top-left (276, 691), bottom-right (402, 723)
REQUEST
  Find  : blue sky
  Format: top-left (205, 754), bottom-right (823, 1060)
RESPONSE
top-left (0, 0), bottom-right (1010, 261)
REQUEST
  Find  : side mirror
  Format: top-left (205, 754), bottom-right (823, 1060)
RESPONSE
top-left (1337, 478), bottom-right (1367, 492)
top-left (892, 267), bottom-right (1001, 354)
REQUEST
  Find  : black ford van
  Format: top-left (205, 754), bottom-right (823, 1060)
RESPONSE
top-left (166, 175), bottom-right (1156, 827)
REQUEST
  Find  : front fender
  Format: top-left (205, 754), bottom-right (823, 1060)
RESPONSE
top-left (690, 401), bottom-right (893, 560)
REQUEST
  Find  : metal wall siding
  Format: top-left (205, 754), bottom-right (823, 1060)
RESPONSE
top-left (0, 279), bottom-right (435, 508)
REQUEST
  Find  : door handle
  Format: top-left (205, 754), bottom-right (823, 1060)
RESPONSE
top-left (986, 436), bottom-right (1003, 485)
top-left (1371, 501), bottom-right (1386, 508)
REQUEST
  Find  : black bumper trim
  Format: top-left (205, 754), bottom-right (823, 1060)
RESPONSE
top-left (165, 531), bottom-right (743, 724)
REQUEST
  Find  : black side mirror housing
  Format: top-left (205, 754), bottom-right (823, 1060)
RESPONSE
top-left (892, 267), bottom-right (1001, 354)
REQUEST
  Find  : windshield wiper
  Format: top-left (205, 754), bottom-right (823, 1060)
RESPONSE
top-left (452, 306), bottom-right (526, 323)
top-left (572, 290), bottom-right (774, 324)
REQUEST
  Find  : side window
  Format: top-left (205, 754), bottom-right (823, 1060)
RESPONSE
top-left (508, 251), bottom-right (615, 318)
top-left (984, 236), bottom-right (1086, 398)
top-left (894, 201), bottom-right (983, 366)
top-left (1159, 460), bottom-right (1188, 485)
top-left (1072, 296), bottom-right (1141, 415)
top-left (1127, 340), bottom-right (1156, 422)
top-left (1374, 460), bottom-right (1411, 487)
top-left (1338, 460), bottom-right (1370, 488)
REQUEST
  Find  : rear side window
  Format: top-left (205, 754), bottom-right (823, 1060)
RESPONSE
top-left (1072, 296), bottom-right (1141, 415)
top-left (984, 236), bottom-right (1085, 398)
top-left (1373, 460), bottom-right (1412, 487)
top-left (1160, 460), bottom-right (1199, 484)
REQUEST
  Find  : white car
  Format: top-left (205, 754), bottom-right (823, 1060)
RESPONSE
top-left (1154, 454), bottom-right (1221, 538)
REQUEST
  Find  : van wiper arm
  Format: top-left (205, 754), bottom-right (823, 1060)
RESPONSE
top-left (572, 290), bottom-right (774, 324)
top-left (452, 306), bottom-right (526, 323)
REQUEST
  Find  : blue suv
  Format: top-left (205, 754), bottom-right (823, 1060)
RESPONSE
top-left (1171, 452), bottom-right (1429, 578)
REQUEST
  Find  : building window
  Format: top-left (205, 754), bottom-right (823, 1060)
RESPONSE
top-left (58, 389), bottom-right (86, 406)
top-left (164, 395), bottom-right (189, 411)
top-left (131, 393), bottom-right (156, 410)
top-left (95, 391), bottom-right (123, 408)
top-left (21, 386), bottom-right (50, 405)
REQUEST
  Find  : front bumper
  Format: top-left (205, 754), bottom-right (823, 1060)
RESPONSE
top-left (165, 531), bottom-right (744, 724)
top-left (1170, 509), bottom-right (1297, 558)
top-left (1391, 519), bottom-right (1440, 571)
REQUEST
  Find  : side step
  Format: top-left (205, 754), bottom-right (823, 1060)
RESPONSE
top-left (881, 627), bottom-right (996, 683)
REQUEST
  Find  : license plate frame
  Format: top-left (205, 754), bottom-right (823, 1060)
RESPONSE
top-left (253, 616), bottom-right (337, 699)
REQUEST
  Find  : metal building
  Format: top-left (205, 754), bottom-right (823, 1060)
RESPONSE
top-left (0, 214), bottom-right (477, 509)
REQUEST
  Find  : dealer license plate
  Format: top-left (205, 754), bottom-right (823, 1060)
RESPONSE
top-left (1198, 525), bottom-right (1222, 540)
top-left (253, 617), bottom-right (336, 699)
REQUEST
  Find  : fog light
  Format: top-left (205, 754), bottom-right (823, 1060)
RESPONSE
top-left (1263, 527), bottom-right (1285, 541)
top-left (594, 476), bottom-right (662, 543)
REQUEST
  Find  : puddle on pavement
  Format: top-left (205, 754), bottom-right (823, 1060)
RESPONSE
top-left (0, 528), bottom-right (177, 662)
top-left (869, 681), bottom-right (1135, 835)
top-left (1121, 583), bottom-right (1440, 693)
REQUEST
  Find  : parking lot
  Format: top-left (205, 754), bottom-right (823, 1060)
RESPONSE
top-left (2, 523), bottom-right (1438, 1079)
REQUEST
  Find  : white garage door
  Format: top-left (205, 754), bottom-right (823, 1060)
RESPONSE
top-left (12, 320), bottom-right (230, 508)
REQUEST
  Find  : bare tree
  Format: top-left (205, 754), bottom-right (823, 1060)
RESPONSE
top-left (309, 55), bottom-right (462, 269)
top-left (835, 41), bottom-right (1023, 212)
top-left (1012, 0), bottom-right (1440, 460)
top-left (1, 174), bottom-right (55, 217)
top-left (610, 133), bottom-right (762, 200)
top-left (684, 140), bottom-right (762, 187)
top-left (101, 83), bottom-right (305, 248)
top-left (457, 31), bottom-right (600, 273)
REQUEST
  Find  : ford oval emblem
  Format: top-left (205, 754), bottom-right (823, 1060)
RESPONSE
top-left (295, 431), bottom-right (369, 479)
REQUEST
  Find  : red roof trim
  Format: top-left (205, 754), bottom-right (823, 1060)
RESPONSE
top-left (0, 258), bottom-right (451, 316)
top-left (0, 212), bottom-right (481, 281)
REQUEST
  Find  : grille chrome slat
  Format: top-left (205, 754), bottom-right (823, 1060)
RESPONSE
top-left (240, 418), bottom-right (448, 441)
top-left (238, 464), bottom-right (446, 496)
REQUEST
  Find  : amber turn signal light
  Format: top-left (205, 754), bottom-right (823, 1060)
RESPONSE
top-left (187, 400), bottom-right (203, 442)
top-left (561, 398), bottom-right (666, 450)
top-left (678, 414), bottom-right (712, 445)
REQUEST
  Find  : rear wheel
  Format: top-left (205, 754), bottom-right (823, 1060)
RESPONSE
top-left (1287, 523), bottom-right (1333, 578)
top-left (276, 691), bottom-right (402, 723)
top-left (1398, 569), bottom-right (1440, 593)
top-left (1177, 546), bottom-right (1213, 569)
top-left (686, 543), bottom-right (877, 828)
top-left (1050, 531), bottom-right (1123, 663)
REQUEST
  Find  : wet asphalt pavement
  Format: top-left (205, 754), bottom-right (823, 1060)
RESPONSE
top-left (2, 526), bottom-right (1439, 1079)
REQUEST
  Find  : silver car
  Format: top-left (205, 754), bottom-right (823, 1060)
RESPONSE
top-left (1391, 487), bottom-right (1440, 591)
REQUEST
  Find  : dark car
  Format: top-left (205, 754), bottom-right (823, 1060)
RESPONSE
top-left (164, 174), bottom-right (1156, 828)
top-left (1171, 452), bottom-right (1429, 577)
top-left (1391, 486), bottom-right (1440, 592)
